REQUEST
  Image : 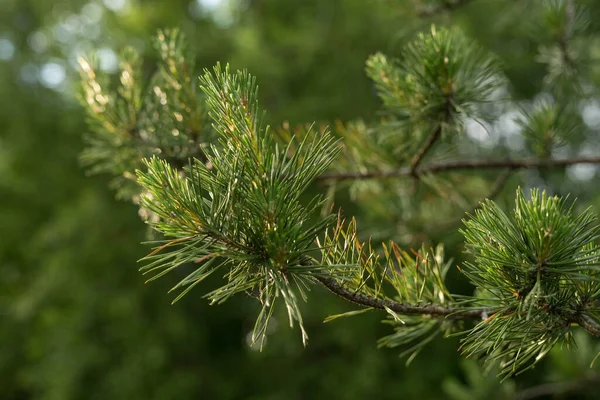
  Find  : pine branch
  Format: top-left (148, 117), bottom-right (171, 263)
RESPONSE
top-left (318, 268), bottom-right (600, 334)
top-left (571, 313), bottom-right (600, 336)
top-left (427, 167), bottom-right (513, 233)
top-left (317, 275), bottom-right (486, 319)
top-left (316, 276), bottom-right (600, 337)
top-left (77, 29), bottom-right (211, 201)
top-left (79, 29), bottom-right (600, 377)
top-left (137, 64), bottom-right (342, 347)
top-left (318, 156), bottom-right (600, 182)
top-left (365, 27), bottom-right (501, 135)
top-left (559, 0), bottom-right (576, 67)
top-left (481, 167), bottom-right (512, 204)
top-left (409, 124), bottom-right (443, 174)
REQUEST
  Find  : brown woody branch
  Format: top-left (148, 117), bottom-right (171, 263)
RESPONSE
top-left (316, 276), bottom-right (600, 337)
top-left (318, 156), bottom-right (600, 182)
top-left (410, 125), bottom-right (443, 175)
top-left (317, 275), bottom-right (489, 319)
top-left (571, 313), bottom-right (600, 336)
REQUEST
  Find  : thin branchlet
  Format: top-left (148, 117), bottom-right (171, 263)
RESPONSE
top-left (318, 157), bottom-right (600, 181)
top-left (317, 276), bottom-right (486, 319)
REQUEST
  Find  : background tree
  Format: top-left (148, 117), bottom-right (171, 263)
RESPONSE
top-left (3, 0), bottom-right (600, 399)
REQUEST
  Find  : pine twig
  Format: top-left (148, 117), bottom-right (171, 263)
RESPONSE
top-left (316, 275), bottom-right (487, 319)
top-left (571, 313), bottom-right (600, 336)
top-left (559, 0), bottom-right (576, 67)
top-left (318, 156), bottom-right (600, 182)
top-left (410, 125), bottom-right (443, 175)
top-left (428, 167), bottom-right (513, 232)
top-left (483, 167), bottom-right (513, 202)
top-left (316, 276), bottom-right (600, 337)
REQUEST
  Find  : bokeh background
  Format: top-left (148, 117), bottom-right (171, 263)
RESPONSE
top-left (3, 0), bottom-right (600, 399)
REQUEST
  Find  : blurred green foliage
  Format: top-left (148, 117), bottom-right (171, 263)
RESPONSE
top-left (2, 0), bottom-right (600, 399)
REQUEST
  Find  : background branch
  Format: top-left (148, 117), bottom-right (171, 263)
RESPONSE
top-left (319, 156), bottom-right (600, 182)
top-left (316, 276), bottom-right (600, 337)
top-left (410, 125), bottom-right (443, 174)
top-left (316, 276), bottom-right (486, 319)
top-left (559, 0), bottom-right (576, 66)
top-left (429, 167), bottom-right (513, 232)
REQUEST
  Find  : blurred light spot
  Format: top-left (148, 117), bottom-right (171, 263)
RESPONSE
top-left (20, 63), bottom-right (39, 84)
top-left (40, 62), bottom-right (66, 88)
top-left (82, 2), bottom-right (104, 23)
top-left (66, 15), bottom-right (82, 33)
top-left (581, 100), bottom-right (600, 129)
top-left (0, 38), bottom-right (15, 61)
top-left (496, 111), bottom-right (521, 137)
top-left (567, 164), bottom-right (597, 182)
top-left (198, 0), bottom-right (225, 11)
top-left (54, 23), bottom-right (73, 44)
top-left (465, 118), bottom-right (498, 148)
top-left (466, 118), bottom-right (487, 142)
top-left (97, 47), bottom-right (118, 72)
top-left (495, 110), bottom-right (524, 151)
top-left (103, 0), bottom-right (127, 12)
top-left (504, 134), bottom-right (524, 151)
top-left (28, 31), bottom-right (49, 53)
top-left (190, 0), bottom-right (235, 26)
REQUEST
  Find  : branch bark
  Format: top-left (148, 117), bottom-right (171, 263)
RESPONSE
top-left (316, 276), bottom-right (600, 338)
top-left (318, 156), bottom-right (600, 182)
top-left (316, 276), bottom-right (487, 319)
top-left (571, 313), bottom-right (600, 336)
top-left (410, 125), bottom-right (443, 175)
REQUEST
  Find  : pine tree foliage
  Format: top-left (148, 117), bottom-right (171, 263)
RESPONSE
top-left (137, 64), bottom-right (341, 346)
top-left (78, 29), bottom-right (211, 201)
top-left (460, 188), bottom-right (600, 377)
top-left (518, 103), bottom-right (580, 159)
top-left (535, 0), bottom-right (591, 93)
top-left (365, 26), bottom-right (502, 134)
top-left (319, 218), bottom-right (456, 363)
top-left (78, 5), bottom-right (600, 381)
top-left (324, 26), bottom-right (506, 227)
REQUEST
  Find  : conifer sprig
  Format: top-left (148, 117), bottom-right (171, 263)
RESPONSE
top-left (518, 103), bottom-right (580, 159)
top-left (365, 26), bottom-right (501, 133)
top-left (77, 29), bottom-right (210, 201)
top-left (137, 64), bottom-right (341, 347)
top-left (312, 190), bottom-right (600, 377)
top-left (317, 218), bottom-right (465, 362)
top-left (459, 188), bottom-right (600, 377)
